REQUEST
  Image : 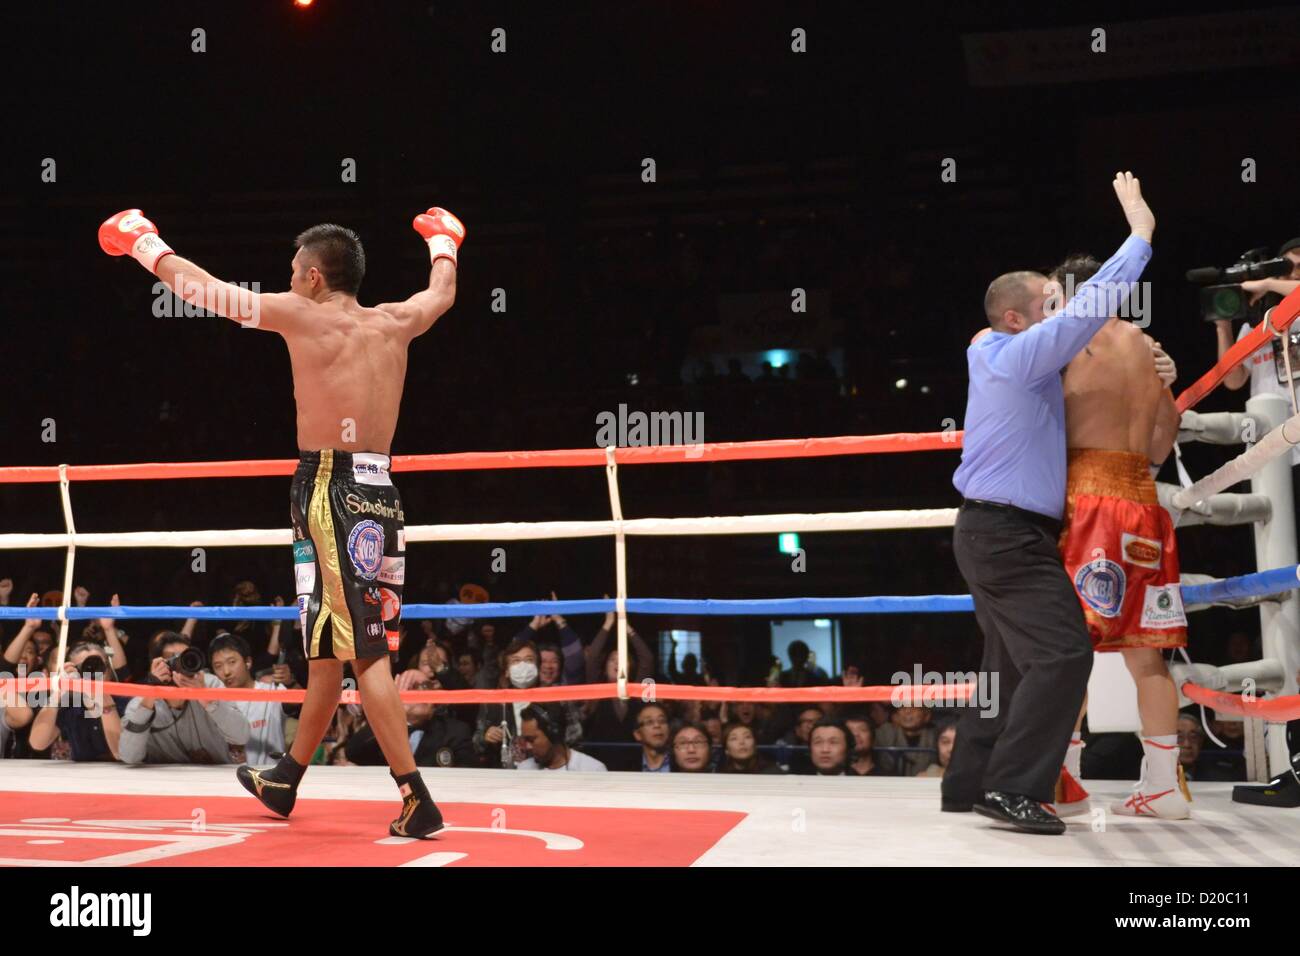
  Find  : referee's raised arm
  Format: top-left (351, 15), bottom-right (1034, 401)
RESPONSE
top-left (954, 172), bottom-right (1154, 521)
top-left (993, 172), bottom-right (1154, 384)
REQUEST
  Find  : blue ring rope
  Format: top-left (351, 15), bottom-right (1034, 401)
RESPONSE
top-left (2, 565), bottom-right (1293, 621)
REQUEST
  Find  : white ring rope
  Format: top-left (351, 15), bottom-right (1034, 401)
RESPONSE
top-left (1172, 409), bottom-right (1300, 510)
top-left (0, 508), bottom-right (963, 550)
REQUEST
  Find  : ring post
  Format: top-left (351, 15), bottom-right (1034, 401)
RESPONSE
top-left (1246, 393), bottom-right (1300, 779)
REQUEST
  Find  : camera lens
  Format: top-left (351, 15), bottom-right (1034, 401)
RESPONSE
top-left (79, 654), bottom-right (106, 677)
top-left (1209, 287), bottom-right (1245, 320)
top-left (168, 647), bottom-right (207, 676)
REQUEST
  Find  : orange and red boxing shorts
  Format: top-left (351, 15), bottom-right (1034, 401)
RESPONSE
top-left (1058, 449), bottom-right (1187, 652)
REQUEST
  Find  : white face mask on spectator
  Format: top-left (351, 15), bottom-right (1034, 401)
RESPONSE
top-left (508, 661), bottom-right (538, 688)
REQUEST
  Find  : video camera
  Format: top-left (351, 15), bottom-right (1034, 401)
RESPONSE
top-left (1188, 247), bottom-right (1289, 323)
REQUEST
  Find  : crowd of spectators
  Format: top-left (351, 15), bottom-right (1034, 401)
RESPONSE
top-left (0, 576), bottom-right (1248, 782)
top-left (0, 577), bottom-right (959, 776)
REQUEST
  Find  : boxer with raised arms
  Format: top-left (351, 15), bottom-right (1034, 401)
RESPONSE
top-left (99, 205), bottom-right (465, 838)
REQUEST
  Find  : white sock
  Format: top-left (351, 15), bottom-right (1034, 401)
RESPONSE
top-left (1141, 733), bottom-right (1179, 790)
top-left (1064, 732), bottom-right (1084, 780)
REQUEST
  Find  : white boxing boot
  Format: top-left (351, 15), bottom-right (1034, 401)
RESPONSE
top-left (1111, 734), bottom-right (1192, 819)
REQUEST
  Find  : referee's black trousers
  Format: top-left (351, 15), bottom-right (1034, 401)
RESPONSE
top-left (942, 501), bottom-right (1094, 805)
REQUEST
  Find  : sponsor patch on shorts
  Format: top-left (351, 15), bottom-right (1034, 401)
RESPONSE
top-left (347, 520), bottom-right (385, 580)
top-left (1074, 559), bottom-right (1126, 618)
top-left (378, 556), bottom-right (405, 586)
top-left (295, 561), bottom-right (316, 595)
top-left (1121, 532), bottom-right (1162, 569)
top-left (1140, 584), bottom-right (1186, 629)
top-left (294, 541), bottom-right (316, 605)
top-left (352, 453), bottom-right (393, 487)
top-left (379, 587), bottom-right (401, 622)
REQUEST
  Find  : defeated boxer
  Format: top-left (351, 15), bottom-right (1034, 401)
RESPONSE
top-left (1045, 253), bottom-right (1191, 820)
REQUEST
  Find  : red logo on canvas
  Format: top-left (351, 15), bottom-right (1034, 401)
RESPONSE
top-left (0, 791), bottom-right (743, 867)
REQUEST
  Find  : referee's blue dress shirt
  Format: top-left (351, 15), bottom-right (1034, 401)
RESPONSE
top-left (952, 235), bottom-right (1152, 520)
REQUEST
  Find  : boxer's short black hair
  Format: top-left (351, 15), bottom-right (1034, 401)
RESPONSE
top-left (1049, 254), bottom-right (1102, 287)
top-left (294, 223), bottom-right (365, 295)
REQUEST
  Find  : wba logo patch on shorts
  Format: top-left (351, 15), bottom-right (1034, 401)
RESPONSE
top-left (1074, 559), bottom-right (1126, 618)
top-left (1121, 532), bottom-right (1162, 569)
top-left (347, 520), bottom-right (385, 580)
top-left (1140, 584), bottom-right (1186, 629)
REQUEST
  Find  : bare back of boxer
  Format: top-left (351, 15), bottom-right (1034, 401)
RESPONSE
top-left (280, 290), bottom-right (411, 455)
top-left (254, 243), bottom-right (443, 454)
top-left (1061, 318), bottom-right (1169, 457)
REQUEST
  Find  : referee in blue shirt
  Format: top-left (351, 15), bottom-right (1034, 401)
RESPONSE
top-left (943, 172), bottom-right (1155, 834)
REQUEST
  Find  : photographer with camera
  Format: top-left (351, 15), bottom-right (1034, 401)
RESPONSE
top-left (120, 630), bottom-right (249, 765)
top-left (26, 640), bottom-right (123, 761)
top-left (1212, 240), bottom-right (1300, 422)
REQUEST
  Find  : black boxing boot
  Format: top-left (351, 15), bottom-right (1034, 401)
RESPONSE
top-left (390, 770), bottom-right (444, 838)
top-left (1232, 753), bottom-right (1300, 808)
top-left (237, 753), bottom-right (305, 818)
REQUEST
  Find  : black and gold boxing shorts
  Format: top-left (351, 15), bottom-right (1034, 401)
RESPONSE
top-left (290, 450), bottom-right (405, 661)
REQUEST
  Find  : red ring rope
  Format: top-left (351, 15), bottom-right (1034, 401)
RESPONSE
top-left (0, 432), bottom-right (961, 484)
top-left (1, 676), bottom-right (975, 707)
top-left (1181, 682), bottom-right (1300, 722)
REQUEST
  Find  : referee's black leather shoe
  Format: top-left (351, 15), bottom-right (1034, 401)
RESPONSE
top-left (1232, 766), bottom-right (1300, 808)
top-left (973, 790), bottom-right (1066, 834)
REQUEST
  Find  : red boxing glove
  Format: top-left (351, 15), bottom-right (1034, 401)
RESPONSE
top-left (412, 207), bottom-right (465, 266)
top-left (98, 209), bottom-right (174, 273)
